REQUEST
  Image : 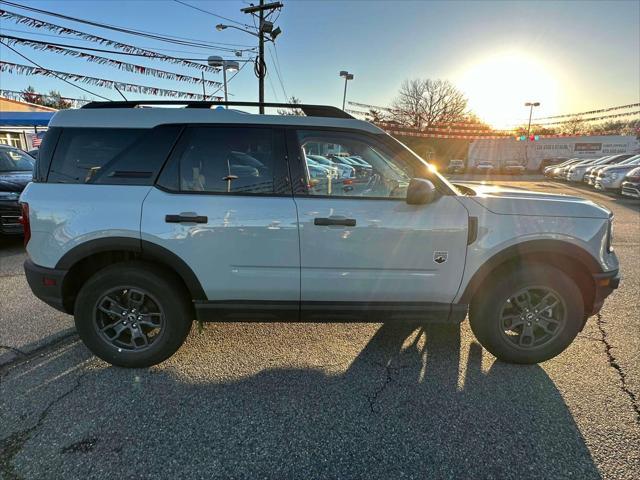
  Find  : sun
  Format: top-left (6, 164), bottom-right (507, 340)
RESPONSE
top-left (456, 52), bottom-right (559, 130)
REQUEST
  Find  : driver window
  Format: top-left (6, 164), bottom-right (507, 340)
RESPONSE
top-left (296, 130), bottom-right (413, 198)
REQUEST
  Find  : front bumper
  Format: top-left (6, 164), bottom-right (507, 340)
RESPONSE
top-left (589, 269), bottom-right (621, 315)
top-left (24, 259), bottom-right (70, 313)
top-left (621, 182), bottom-right (640, 198)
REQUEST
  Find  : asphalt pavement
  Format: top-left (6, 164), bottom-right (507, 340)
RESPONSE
top-left (1, 179), bottom-right (638, 479)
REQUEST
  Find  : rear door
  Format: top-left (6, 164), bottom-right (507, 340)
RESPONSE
top-left (289, 129), bottom-right (469, 316)
top-left (141, 125), bottom-right (300, 319)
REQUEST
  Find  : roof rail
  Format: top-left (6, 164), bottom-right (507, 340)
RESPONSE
top-left (81, 101), bottom-right (355, 119)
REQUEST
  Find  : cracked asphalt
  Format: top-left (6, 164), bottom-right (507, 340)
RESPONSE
top-left (1, 179), bottom-right (638, 479)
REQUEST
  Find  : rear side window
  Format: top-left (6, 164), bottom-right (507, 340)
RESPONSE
top-left (48, 126), bottom-right (182, 185)
top-left (157, 126), bottom-right (288, 195)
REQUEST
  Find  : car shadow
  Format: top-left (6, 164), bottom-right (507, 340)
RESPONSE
top-left (1, 323), bottom-right (601, 479)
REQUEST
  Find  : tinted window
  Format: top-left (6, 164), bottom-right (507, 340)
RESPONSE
top-left (160, 126), bottom-right (284, 194)
top-left (48, 127), bottom-right (181, 184)
top-left (0, 146), bottom-right (34, 172)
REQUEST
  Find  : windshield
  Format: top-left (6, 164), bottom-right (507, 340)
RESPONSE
top-left (621, 157), bottom-right (640, 166)
top-left (0, 147), bottom-right (35, 172)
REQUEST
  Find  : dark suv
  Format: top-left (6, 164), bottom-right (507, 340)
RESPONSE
top-left (0, 145), bottom-right (34, 235)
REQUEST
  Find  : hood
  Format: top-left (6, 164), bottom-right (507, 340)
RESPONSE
top-left (0, 171), bottom-right (33, 193)
top-left (455, 182), bottom-right (610, 219)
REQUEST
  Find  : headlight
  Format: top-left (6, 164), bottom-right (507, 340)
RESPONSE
top-left (0, 191), bottom-right (20, 200)
top-left (610, 173), bottom-right (619, 180)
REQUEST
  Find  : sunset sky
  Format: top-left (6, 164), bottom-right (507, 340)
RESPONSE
top-left (1, 0), bottom-right (638, 128)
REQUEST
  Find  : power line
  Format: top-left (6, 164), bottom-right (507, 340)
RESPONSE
top-left (208, 59), bottom-right (250, 98)
top-left (0, 33), bottom-right (250, 63)
top-left (0, 41), bottom-right (112, 101)
top-left (268, 44), bottom-right (287, 100)
top-left (172, 0), bottom-right (253, 28)
top-left (0, 1), bottom-right (255, 51)
top-left (0, 27), bottom-right (254, 57)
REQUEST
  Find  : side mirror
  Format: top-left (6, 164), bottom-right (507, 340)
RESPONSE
top-left (406, 178), bottom-right (437, 205)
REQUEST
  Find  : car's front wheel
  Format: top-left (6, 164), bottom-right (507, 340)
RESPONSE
top-left (469, 264), bottom-right (584, 364)
top-left (74, 262), bottom-right (193, 368)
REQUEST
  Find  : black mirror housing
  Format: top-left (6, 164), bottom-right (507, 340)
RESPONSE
top-left (406, 178), bottom-right (437, 205)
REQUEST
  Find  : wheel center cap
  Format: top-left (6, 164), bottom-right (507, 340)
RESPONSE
top-left (127, 314), bottom-right (137, 322)
top-left (526, 313), bottom-right (535, 320)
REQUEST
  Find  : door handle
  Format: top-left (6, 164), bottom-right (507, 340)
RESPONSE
top-left (165, 214), bottom-right (208, 223)
top-left (314, 217), bottom-right (356, 227)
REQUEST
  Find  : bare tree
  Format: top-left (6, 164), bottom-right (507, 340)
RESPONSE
top-left (559, 117), bottom-right (588, 135)
top-left (277, 96), bottom-right (304, 116)
top-left (365, 108), bottom-right (387, 124)
top-left (391, 79), bottom-right (468, 129)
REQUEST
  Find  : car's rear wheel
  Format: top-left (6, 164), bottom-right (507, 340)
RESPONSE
top-left (74, 262), bottom-right (193, 368)
top-left (469, 264), bottom-right (584, 364)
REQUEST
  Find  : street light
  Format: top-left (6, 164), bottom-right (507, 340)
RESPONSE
top-left (525, 101), bottom-right (540, 137)
top-left (339, 70), bottom-right (354, 111)
top-left (208, 56), bottom-right (240, 105)
top-left (523, 101), bottom-right (540, 167)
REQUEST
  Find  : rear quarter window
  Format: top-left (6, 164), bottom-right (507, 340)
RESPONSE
top-left (47, 126), bottom-right (182, 185)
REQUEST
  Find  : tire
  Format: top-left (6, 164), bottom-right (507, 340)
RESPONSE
top-left (74, 262), bottom-right (193, 368)
top-left (469, 264), bottom-right (584, 364)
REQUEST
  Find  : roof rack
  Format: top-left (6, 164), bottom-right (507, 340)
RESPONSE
top-left (81, 101), bottom-right (355, 119)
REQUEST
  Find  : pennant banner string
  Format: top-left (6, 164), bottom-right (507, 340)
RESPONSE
top-left (0, 35), bottom-right (221, 87)
top-left (0, 8), bottom-right (220, 73)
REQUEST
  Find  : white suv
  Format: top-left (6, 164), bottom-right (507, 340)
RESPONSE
top-left (20, 101), bottom-right (620, 368)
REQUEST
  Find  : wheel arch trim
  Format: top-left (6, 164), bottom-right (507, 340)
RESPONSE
top-left (457, 239), bottom-right (602, 304)
top-left (55, 237), bottom-right (207, 301)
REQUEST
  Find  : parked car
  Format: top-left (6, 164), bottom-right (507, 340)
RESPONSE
top-left (621, 167), bottom-right (640, 198)
top-left (544, 158), bottom-right (582, 178)
top-left (21, 100), bottom-right (619, 368)
top-left (502, 161), bottom-right (526, 175)
top-left (308, 154), bottom-right (354, 178)
top-left (447, 159), bottom-right (465, 174)
top-left (475, 161), bottom-right (495, 174)
top-left (584, 154), bottom-right (634, 185)
top-left (0, 145), bottom-right (35, 235)
top-left (539, 157), bottom-right (570, 171)
top-left (594, 155), bottom-right (640, 192)
top-left (566, 156), bottom-right (613, 182)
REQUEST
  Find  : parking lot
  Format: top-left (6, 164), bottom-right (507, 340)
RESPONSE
top-left (1, 178), bottom-right (638, 479)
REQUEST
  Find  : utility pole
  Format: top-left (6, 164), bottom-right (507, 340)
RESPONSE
top-left (241, 1), bottom-right (283, 114)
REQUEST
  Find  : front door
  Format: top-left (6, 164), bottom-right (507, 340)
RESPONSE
top-left (290, 129), bottom-right (469, 316)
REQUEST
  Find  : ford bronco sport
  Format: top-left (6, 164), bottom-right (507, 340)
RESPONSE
top-left (20, 101), bottom-right (620, 368)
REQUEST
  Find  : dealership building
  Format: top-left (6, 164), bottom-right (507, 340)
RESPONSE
top-left (468, 135), bottom-right (640, 170)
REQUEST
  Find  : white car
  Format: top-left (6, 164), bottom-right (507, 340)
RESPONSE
top-left (307, 154), bottom-right (354, 178)
top-left (594, 155), bottom-right (640, 192)
top-left (21, 100), bottom-right (619, 368)
top-left (475, 161), bottom-right (496, 173)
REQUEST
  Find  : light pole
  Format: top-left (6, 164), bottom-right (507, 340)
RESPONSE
top-left (525, 101), bottom-right (540, 137)
top-left (207, 56), bottom-right (240, 105)
top-left (524, 101), bottom-right (540, 167)
top-left (339, 70), bottom-right (354, 111)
